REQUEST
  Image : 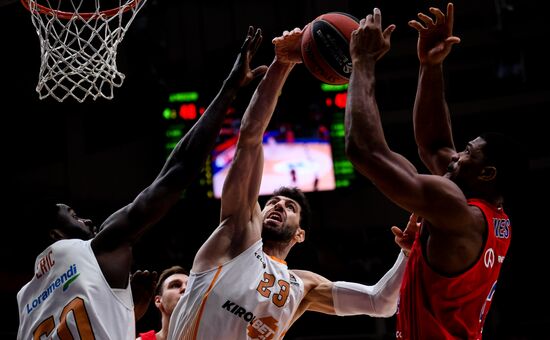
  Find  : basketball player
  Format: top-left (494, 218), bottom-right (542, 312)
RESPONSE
top-left (137, 266), bottom-right (189, 340)
top-left (167, 27), bottom-right (414, 340)
top-left (345, 5), bottom-right (526, 339)
top-left (16, 27), bottom-right (268, 340)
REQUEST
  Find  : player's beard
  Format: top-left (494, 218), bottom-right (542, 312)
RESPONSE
top-left (262, 222), bottom-right (295, 243)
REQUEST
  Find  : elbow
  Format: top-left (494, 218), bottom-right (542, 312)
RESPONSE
top-left (345, 136), bottom-right (366, 165)
top-left (345, 138), bottom-right (384, 176)
top-left (417, 147), bottom-right (432, 165)
top-left (376, 301), bottom-right (397, 318)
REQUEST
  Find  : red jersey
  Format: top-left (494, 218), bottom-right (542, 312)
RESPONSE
top-left (138, 330), bottom-right (157, 340)
top-left (396, 199), bottom-right (511, 339)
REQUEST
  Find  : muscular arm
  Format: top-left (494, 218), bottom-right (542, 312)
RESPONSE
top-left (221, 60), bottom-right (295, 224)
top-left (192, 29), bottom-right (302, 272)
top-left (291, 252), bottom-right (407, 324)
top-left (346, 8), bottom-right (480, 275)
top-left (92, 27), bottom-right (266, 288)
top-left (345, 9), bottom-right (471, 231)
top-left (409, 3), bottom-right (461, 174)
top-left (345, 10), bottom-right (426, 214)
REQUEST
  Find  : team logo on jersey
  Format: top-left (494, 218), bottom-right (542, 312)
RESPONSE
top-left (254, 251), bottom-right (267, 269)
top-left (289, 273), bottom-right (299, 286)
top-left (396, 296), bottom-right (400, 315)
top-left (24, 264), bottom-right (79, 315)
top-left (484, 248), bottom-right (495, 268)
top-left (479, 281), bottom-right (498, 322)
top-left (221, 300), bottom-right (279, 339)
top-left (493, 218), bottom-right (510, 238)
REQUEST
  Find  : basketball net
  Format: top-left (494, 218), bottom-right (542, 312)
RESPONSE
top-left (21, 0), bottom-right (148, 102)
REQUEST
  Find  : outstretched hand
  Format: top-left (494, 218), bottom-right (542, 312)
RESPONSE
top-left (131, 269), bottom-right (158, 321)
top-left (350, 7), bottom-right (396, 63)
top-left (391, 213), bottom-right (421, 256)
top-left (227, 26), bottom-right (269, 88)
top-left (408, 2), bottom-right (461, 65)
top-left (272, 27), bottom-right (303, 64)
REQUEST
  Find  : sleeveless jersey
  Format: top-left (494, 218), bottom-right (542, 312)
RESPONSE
top-left (396, 199), bottom-right (512, 339)
top-left (168, 239), bottom-right (305, 340)
top-left (17, 239), bottom-right (135, 340)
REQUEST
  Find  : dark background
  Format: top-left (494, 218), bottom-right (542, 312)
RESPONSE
top-left (2, 0), bottom-right (549, 339)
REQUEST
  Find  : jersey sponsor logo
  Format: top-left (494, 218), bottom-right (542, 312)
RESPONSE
top-left (484, 248), bottom-right (495, 268)
top-left (221, 300), bottom-right (279, 339)
top-left (35, 250), bottom-right (55, 279)
top-left (493, 218), bottom-right (510, 239)
top-left (24, 264), bottom-right (79, 315)
top-left (248, 316), bottom-right (279, 340)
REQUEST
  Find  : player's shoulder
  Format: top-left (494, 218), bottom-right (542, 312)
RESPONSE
top-left (290, 269), bottom-right (329, 286)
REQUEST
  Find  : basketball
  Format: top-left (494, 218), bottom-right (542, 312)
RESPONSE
top-left (301, 12), bottom-right (360, 85)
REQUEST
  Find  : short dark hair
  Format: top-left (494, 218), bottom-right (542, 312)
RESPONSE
top-left (155, 265), bottom-right (189, 295)
top-left (480, 132), bottom-right (528, 199)
top-left (31, 199), bottom-right (62, 250)
top-left (272, 186), bottom-right (312, 232)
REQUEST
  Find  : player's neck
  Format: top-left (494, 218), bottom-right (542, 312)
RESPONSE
top-left (263, 241), bottom-right (292, 261)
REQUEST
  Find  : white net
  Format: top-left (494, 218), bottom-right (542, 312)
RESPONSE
top-left (21, 0), bottom-right (148, 102)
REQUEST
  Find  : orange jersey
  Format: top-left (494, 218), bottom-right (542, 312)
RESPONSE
top-left (396, 199), bottom-right (511, 339)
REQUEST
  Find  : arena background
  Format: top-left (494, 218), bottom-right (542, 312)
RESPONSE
top-left (2, 1), bottom-right (549, 338)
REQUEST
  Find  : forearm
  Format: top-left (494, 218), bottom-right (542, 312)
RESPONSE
top-left (345, 60), bottom-right (389, 161)
top-left (413, 64), bottom-right (454, 157)
top-left (158, 80), bottom-right (239, 185)
top-left (239, 60), bottom-right (294, 145)
top-left (221, 59), bottom-right (294, 218)
top-left (164, 80), bottom-right (240, 173)
top-left (332, 251), bottom-right (407, 317)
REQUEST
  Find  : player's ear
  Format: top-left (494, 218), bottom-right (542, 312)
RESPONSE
top-left (49, 229), bottom-right (65, 241)
top-left (154, 295), bottom-right (162, 308)
top-left (294, 228), bottom-right (305, 243)
top-left (479, 166), bottom-right (497, 181)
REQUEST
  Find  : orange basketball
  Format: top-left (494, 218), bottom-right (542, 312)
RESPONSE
top-left (301, 12), bottom-right (360, 85)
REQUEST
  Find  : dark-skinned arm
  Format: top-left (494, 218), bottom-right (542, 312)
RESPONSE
top-left (91, 26), bottom-right (267, 289)
top-left (409, 2), bottom-right (461, 175)
top-left (344, 9), bottom-right (470, 224)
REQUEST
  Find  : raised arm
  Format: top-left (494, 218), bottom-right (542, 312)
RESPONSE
top-left (92, 27), bottom-right (266, 288)
top-left (344, 9), bottom-right (420, 210)
top-left (191, 28), bottom-right (303, 271)
top-left (409, 2), bottom-right (461, 174)
top-left (220, 30), bottom-right (301, 226)
top-left (344, 9), bottom-right (469, 224)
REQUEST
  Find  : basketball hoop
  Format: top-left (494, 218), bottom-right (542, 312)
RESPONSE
top-left (21, 0), bottom-right (148, 102)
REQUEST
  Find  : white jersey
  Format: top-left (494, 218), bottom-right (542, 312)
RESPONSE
top-left (168, 239), bottom-right (305, 340)
top-left (17, 239), bottom-right (135, 340)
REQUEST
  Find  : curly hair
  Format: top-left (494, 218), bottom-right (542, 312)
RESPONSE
top-left (271, 186), bottom-right (312, 232)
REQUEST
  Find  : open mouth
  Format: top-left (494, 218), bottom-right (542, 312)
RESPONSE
top-left (267, 212), bottom-right (284, 222)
